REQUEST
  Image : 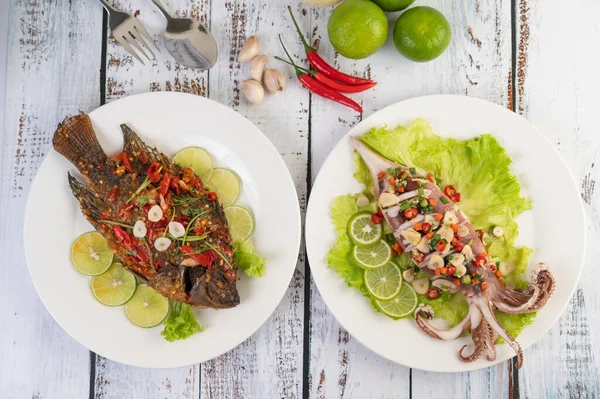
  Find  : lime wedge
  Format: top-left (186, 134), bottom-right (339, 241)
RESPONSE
top-left (207, 168), bottom-right (241, 206)
top-left (364, 261), bottom-right (402, 300)
top-left (375, 282), bottom-right (417, 319)
top-left (71, 232), bottom-right (114, 276)
top-left (352, 240), bottom-right (392, 269)
top-left (224, 206), bottom-right (254, 241)
top-left (347, 211), bottom-right (383, 247)
top-left (124, 284), bottom-right (169, 328)
top-left (173, 147), bottom-right (214, 183)
top-left (91, 263), bottom-right (137, 306)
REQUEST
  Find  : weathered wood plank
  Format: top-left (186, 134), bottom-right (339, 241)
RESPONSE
top-left (200, 1), bottom-right (307, 397)
top-left (0, 1), bottom-right (102, 397)
top-left (308, 1), bottom-right (513, 397)
top-left (93, 1), bottom-right (209, 396)
top-left (515, 0), bottom-right (600, 397)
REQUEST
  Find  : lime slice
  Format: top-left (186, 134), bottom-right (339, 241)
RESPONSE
top-left (352, 240), bottom-right (392, 269)
top-left (173, 147), bottom-right (214, 183)
top-left (364, 261), bottom-right (403, 300)
top-left (347, 212), bottom-right (383, 247)
top-left (375, 282), bottom-right (418, 319)
top-left (224, 206), bottom-right (254, 241)
top-left (124, 284), bottom-right (169, 328)
top-left (91, 263), bottom-right (137, 306)
top-left (71, 232), bottom-right (114, 276)
top-left (207, 168), bottom-right (241, 206)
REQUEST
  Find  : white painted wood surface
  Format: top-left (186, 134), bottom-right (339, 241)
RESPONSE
top-left (1, 0), bottom-right (599, 397)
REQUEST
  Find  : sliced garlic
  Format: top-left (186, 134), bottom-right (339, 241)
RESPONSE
top-left (499, 260), bottom-right (516, 275)
top-left (457, 224), bottom-right (469, 238)
top-left (386, 205), bottom-right (400, 218)
top-left (356, 194), bottom-right (370, 207)
top-left (437, 225), bottom-right (454, 243)
top-left (492, 226), bottom-right (504, 237)
top-left (402, 269), bottom-right (415, 283)
top-left (432, 279), bottom-right (453, 291)
top-left (400, 228), bottom-right (421, 246)
top-left (428, 254), bottom-right (444, 270)
top-left (238, 36), bottom-right (259, 63)
top-left (250, 54), bottom-right (268, 82)
top-left (168, 221), bottom-right (185, 238)
top-left (379, 192), bottom-right (399, 208)
top-left (133, 220), bottom-right (147, 238)
top-left (461, 245), bottom-right (474, 261)
top-left (412, 277), bottom-right (430, 295)
top-left (449, 253), bottom-right (465, 267)
top-left (443, 210), bottom-right (459, 225)
top-left (154, 237), bottom-right (172, 252)
top-left (148, 205), bottom-right (163, 222)
top-left (454, 264), bottom-right (467, 277)
top-left (416, 236), bottom-right (431, 253)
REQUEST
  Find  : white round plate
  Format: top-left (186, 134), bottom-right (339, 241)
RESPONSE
top-left (24, 92), bottom-right (301, 368)
top-left (306, 95), bottom-right (586, 372)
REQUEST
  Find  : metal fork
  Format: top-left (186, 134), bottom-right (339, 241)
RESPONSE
top-left (99, 0), bottom-right (159, 65)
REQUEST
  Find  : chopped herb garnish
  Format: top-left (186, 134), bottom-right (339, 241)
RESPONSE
top-left (136, 195), bottom-right (149, 206)
top-left (419, 198), bottom-right (428, 208)
top-left (433, 234), bottom-right (441, 240)
top-left (467, 239), bottom-right (473, 245)
top-left (206, 242), bottom-right (233, 269)
top-left (410, 167), bottom-right (416, 174)
top-left (418, 187), bottom-right (425, 195)
top-left (387, 168), bottom-right (394, 175)
top-left (142, 238), bottom-right (154, 270)
top-left (176, 234), bottom-right (208, 242)
top-left (126, 176), bottom-right (152, 204)
top-left (98, 220), bottom-right (134, 229)
top-left (440, 196), bottom-right (449, 204)
top-left (394, 167), bottom-right (403, 175)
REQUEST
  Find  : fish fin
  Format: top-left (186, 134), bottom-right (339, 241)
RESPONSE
top-left (120, 124), bottom-right (177, 171)
top-left (67, 173), bottom-right (104, 222)
top-left (53, 115), bottom-right (108, 171)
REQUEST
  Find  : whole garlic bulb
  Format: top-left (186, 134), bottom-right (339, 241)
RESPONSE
top-left (263, 69), bottom-right (286, 94)
top-left (241, 80), bottom-right (265, 106)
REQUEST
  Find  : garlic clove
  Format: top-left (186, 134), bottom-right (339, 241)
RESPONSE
top-left (402, 269), bottom-right (415, 283)
top-left (133, 220), bottom-right (147, 238)
top-left (412, 277), bottom-right (430, 295)
top-left (416, 236), bottom-right (430, 253)
top-left (263, 68), bottom-right (286, 94)
top-left (238, 36), bottom-right (259, 63)
top-left (457, 224), bottom-right (469, 238)
top-left (148, 205), bottom-right (163, 222)
top-left (249, 54), bottom-right (268, 82)
top-left (154, 237), bottom-right (172, 252)
top-left (379, 192), bottom-right (400, 208)
top-left (241, 80), bottom-right (265, 106)
top-left (492, 226), bottom-right (504, 237)
top-left (356, 194), bottom-right (369, 207)
top-left (168, 221), bottom-right (185, 238)
top-left (432, 279), bottom-right (453, 291)
top-left (428, 254), bottom-right (444, 270)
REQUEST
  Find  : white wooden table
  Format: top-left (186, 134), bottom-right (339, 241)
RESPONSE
top-left (1, 0), bottom-right (599, 397)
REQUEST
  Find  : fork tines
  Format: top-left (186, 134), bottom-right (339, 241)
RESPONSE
top-left (113, 18), bottom-right (159, 65)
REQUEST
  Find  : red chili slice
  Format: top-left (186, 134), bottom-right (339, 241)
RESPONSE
top-left (475, 255), bottom-right (487, 267)
top-left (208, 191), bottom-right (219, 201)
top-left (436, 240), bottom-right (446, 252)
top-left (450, 193), bottom-right (461, 202)
top-left (107, 188), bottom-right (119, 203)
top-left (426, 287), bottom-right (440, 300)
top-left (447, 265), bottom-right (457, 276)
top-left (413, 252), bottom-right (425, 263)
top-left (371, 213), bottom-right (383, 225)
top-left (115, 152), bottom-right (132, 173)
top-left (147, 161), bottom-right (162, 183)
top-left (158, 173), bottom-right (172, 195)
top-left (444, 185), bottom-right (457, 197)
top-left (422, 222), bottom-right (432, 233)
top-left (404, 208), bottom-right (418, 219)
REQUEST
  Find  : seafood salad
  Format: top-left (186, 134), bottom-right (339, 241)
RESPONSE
top-left (53, 115), bottom-right (264, 339)
top-left (328, 120), bottom-right (555, 367)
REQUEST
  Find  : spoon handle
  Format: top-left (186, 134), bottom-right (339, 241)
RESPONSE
top-left (151, 0), bottom-right (173, 21)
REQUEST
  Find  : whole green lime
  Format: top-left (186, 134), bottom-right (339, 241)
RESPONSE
top-left (393, 6), bottom-right (451, 62)
top-left (328, 0), bottom-right (388, 60)
top-left (370, 0), bottom-right (415, 12)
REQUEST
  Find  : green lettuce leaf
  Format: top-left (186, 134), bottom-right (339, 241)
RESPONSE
top-left (161, 302), bottom-right (205, 342)
top-left (328, 119), bottom-right (538, 340)
top-left (234, 240), bottom-right (266, 278)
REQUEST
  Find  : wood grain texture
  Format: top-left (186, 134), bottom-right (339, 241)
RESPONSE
top-left (515, 0), bottom-right (600, 397)
top-left (0, 1), bottom-right (102, 397)
top-left (308, 1), bottom-right (513, 397)
top-left (93, 1), bottom-right (209, 397)
top-left (200, 1), bottom-right (307, 397)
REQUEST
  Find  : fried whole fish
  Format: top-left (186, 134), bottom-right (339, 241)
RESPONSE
top-left (53, 115), bottom-right (240, 309)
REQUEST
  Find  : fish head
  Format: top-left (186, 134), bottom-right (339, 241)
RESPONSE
top-left (186, 265), bottom-right (240, 309)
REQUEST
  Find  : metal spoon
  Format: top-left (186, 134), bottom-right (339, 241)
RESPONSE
top-left (151, 0), bottom-right (218, 70)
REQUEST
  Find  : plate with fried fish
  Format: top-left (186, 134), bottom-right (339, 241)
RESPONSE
top-left (24, 92), bottom-right (301, 368)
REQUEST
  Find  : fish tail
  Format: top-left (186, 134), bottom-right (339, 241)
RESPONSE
top-left (350, 136), bottom-right (400, 196)
top-left (120, 124), bottom-right (176, 171)
top-left (53, 115), bottom-right (108, 172)
top-left (67, 173), bottom-right (104, 222)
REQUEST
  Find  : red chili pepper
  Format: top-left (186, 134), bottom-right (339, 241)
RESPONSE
top-left (113, 226), bottom-right (135, 251)
top-left (447, 265), bottom-right (457, 276)
top-left (490, 264), bottom-right (497, 272)
top-left (436, 240), bottom-right (446, 252)
top-left (422, 222), bottom-right (432, 233)
top-left (392, 243), bottom-right (403, 253)
top-left (208, 191), bottom-right (219, 201)
top-left (476, 229), bottom-right (484, 239)
top-left (444, 185), bottom-right (457, 197)
top-left (180, 246), bottom-right (218, 268)
top-left (413, 252), bottom-right (425, 263)
top-left (454, 242), bottom-right (464, 252)
top-left (117, 203), bottom-right (135, 218)
top-left (287, 7), bottom-right (375, 86)
top-left (404, 207), bottom-right (418, 219)
top-left (376, 208), bottom-right (383, 217)
top-left (279, 36), bottom-right (363, 113)
top-left (115, 152), bottom-right (132, 173)
top-left (377, 171), bottom-right (386, 180)
top-left (107, 188), bottom-right (119, 203)
top-left (450, 193), bottom-right (461, 202)
top-left (158, 172), bottom-right (172, 195)
top-left (147, 161), bottom-right (162, 183)
top-left (451, 236), bottom-right (461, 247)
top-left (475, 255), bottom-right (487, 267)
top-left (426, 287), bottom-right (440, 300)
top-left (371, 213), bottom-right (383, 225)
top-left (139, 152), bottom-right (149, 165)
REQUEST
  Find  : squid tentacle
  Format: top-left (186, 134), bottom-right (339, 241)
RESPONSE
top-left (415, 304), bottom-right (473, 341)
